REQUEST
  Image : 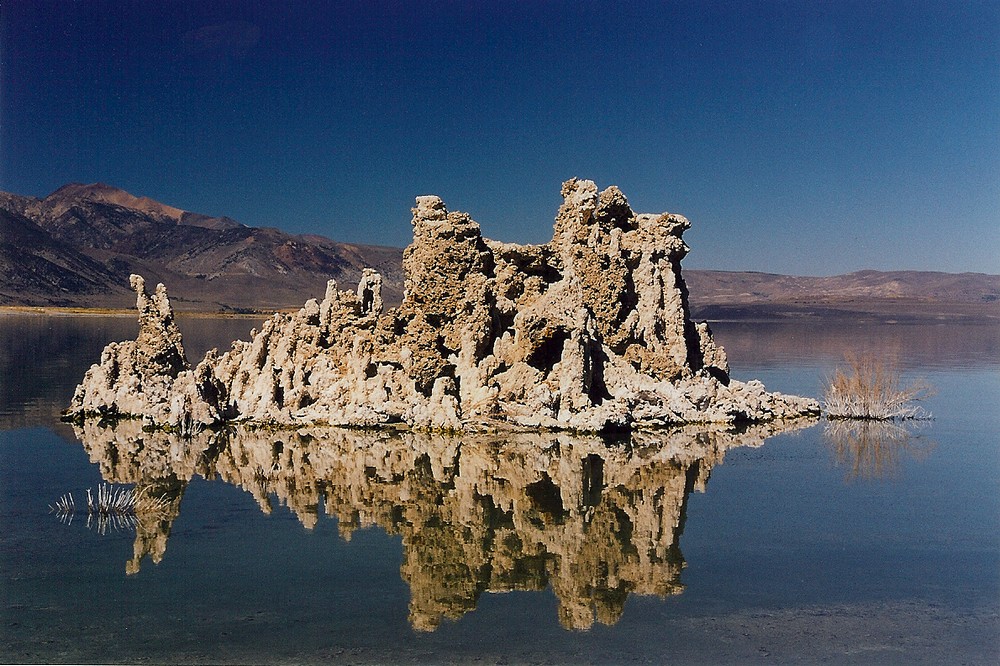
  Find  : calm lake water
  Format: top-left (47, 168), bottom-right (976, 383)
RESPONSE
top-left (1, 314), bottom-right (998, 664)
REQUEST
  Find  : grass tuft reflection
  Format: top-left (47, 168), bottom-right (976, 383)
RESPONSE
top-left (823, 419), bottom-right (934, 481)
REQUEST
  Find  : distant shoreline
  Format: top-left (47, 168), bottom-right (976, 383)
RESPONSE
top-left (2, 300), bottom-right (996, 324)
top-left (0, 305), bottom-right (268, 319)
top-left (691, 299), bottom-right (999, 324)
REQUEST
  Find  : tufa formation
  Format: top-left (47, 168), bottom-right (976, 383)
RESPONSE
top-left (67, 179), bottom-right (818, 432)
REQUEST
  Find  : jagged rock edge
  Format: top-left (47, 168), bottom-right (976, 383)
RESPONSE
top-left (67, 179), bottom-right (820, 433)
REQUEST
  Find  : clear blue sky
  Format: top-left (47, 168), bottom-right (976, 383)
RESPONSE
top-left (2, 1), bottom-right (997, 275)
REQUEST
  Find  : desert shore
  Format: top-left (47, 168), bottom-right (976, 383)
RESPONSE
top-left (4, 298), bottom-right (997, 323)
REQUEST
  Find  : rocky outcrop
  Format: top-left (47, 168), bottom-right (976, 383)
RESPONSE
top-left (67, 179), bottom-right (818, 432)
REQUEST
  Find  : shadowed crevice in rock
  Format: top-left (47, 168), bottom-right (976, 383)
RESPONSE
top-left (67, 179), bottom-right (819, 432)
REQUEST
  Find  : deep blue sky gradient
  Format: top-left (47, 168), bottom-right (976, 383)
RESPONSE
top-left (2, 1), bottom-right (997, 274)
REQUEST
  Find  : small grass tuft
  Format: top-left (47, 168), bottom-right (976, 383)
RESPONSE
top-left (50, 483), bottom-right (171, 534)
top-left (822, 353), bottom-right (933, 420)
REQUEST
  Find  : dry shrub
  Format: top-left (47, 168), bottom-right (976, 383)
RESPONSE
top-left (822, 353), bottom-right (933, 420)
top-left (50, 483), bottom-right (171, 534)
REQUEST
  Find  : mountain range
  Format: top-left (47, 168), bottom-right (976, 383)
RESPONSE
top-left (2, 183), bottom-right (997, 321)
top-left (0, 183), bottom-right (402, 311)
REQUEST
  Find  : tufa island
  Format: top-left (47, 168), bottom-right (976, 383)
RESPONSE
top-left (66, 179), bottom-right (819, 433)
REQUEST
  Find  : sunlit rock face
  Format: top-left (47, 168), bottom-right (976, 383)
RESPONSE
top-left (75, 420), bottom-right (813, 629)
top-left (67, 179), bottom-right (818, 431)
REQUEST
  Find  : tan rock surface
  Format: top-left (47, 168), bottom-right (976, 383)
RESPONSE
top-left (67, 179), bottom-right (818, 431)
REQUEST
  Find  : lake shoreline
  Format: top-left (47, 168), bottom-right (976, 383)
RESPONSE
top-left (3, 299), bottom-right (997, 324)
top-left (0, 305), bottom-right (269, 319)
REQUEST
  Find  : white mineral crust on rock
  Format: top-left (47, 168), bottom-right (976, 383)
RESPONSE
top-left (68, 179), bottom-right (819, 432)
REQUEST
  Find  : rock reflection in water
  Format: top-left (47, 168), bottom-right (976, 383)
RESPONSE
top-left (73, 420), bottom-right (812, 630)
top-left (823, 419), bottom-right (934, 481)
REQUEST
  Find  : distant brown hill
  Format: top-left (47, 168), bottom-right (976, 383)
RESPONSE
top-left (0, 183), bottom-right (403, 311)
top-left (1, 183), bottom-right (996, 320)
top-left (684, 270), bottom-right (1000, 322)
top-left (0, 206), bottom-right (121, 298)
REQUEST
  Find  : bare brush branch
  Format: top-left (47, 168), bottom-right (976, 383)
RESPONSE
top-left (822, 353), bottom-right (934, 420)
top-left (50, 484), bottom-right (172, 533)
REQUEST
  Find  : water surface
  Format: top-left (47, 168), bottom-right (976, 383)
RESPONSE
top-left (1, 314), bottom-right (997, 664)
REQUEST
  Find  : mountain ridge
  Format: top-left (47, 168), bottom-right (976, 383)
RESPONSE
top-left (1, 183), bottom-right (997, 320)
top-left (683, 268), bottom-right (1000, 321)
top-left (0, 183), bottom-right (403, 310)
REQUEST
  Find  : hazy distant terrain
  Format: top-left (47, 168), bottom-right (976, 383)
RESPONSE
top-left (684, 270), bottom-right (1000, 322)
top-left (0, 183), bottom-right (403, 311)
top-left (2, 183), bottom-right (997, 320)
